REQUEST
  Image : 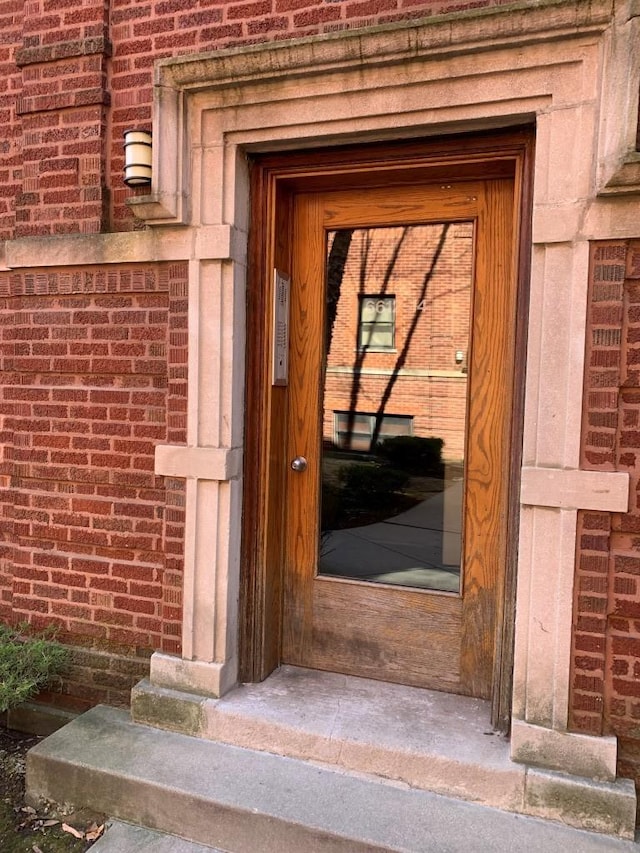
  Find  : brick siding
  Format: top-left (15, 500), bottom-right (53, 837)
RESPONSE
top-left (14, 0), bottom-right (110, 238)
top-left (0, 261), bottom-right (188, 708)
top-left (571, 240), bottom-right (640, 785)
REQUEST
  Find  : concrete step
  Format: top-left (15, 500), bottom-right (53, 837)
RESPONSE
top-left (132, 666), bottom-right (523, 814)
top-left (26, 704), bottom-right (639, 853)
top-left (91, 820), bottom-right (223, 853)
top-left (131, 664), bottom-right (636, 838)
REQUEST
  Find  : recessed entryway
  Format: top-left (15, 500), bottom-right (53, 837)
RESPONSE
top-left (241, 134), bottom-right (527, 716)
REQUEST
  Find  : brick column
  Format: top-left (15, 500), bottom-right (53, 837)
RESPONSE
top-left (570, 240), bottom-right (640, 784)
top-left (570, 243), bottom-right (626, 735)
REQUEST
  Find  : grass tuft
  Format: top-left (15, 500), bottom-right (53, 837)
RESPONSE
top-left (0, 623), bottom-right (68, 714)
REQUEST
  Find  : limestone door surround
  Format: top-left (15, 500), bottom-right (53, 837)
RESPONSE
top-left (111, 0), bottom-right (639, 780)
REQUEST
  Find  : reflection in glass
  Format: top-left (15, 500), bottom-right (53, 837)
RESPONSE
top-left (319, 223), bottom-right (473, 593)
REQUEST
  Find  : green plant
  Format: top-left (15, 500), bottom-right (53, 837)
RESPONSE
top-left (375, 435), bottom-right (444, 476)
top-left (0, 623), bottom-right (68, 713)
top-left (338, 462), bottom-right (409, 510)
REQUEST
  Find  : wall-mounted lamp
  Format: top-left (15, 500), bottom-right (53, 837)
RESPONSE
top-left (455, 350), bottom-right (465, 365)
top-left (123, 129), bottom-right (152, 187)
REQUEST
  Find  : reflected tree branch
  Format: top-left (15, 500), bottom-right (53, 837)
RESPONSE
top-left (370, 223), bottom-right (451, 450)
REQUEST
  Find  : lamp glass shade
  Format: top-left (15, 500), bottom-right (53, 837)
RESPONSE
top-left (123, 130), bottom-right (152, 187)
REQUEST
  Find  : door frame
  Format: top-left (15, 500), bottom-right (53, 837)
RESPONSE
top-left (240, 128), bottom-right (534, 729)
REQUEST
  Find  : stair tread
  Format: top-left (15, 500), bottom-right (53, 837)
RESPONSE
top-left (27, 705), bottom-right (638, 853)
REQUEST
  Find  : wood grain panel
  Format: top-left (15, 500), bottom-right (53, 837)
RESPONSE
top-left (459, 179), bottom-right (516, 698)
top-left (282, 180), bottom-right (516, 696)
top-left (282, 192), bottom-right (325, 663)
top-left (305, 580), bottom-right (462, 690)
top-left (321, 184), bottom-right (481, 229)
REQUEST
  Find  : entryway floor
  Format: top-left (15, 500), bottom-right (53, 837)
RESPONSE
top-left (193, 665), bottom-right (522, 811)
top-left (131, 664), bottom-right (636, 836)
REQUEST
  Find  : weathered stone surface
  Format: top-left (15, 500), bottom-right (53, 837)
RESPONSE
top-left (130, 679), bottom-right (206, 737)
top-left (26, 704), bottom-right (640, 852)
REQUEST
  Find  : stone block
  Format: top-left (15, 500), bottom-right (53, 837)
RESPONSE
top-left (130, 679), bottom-right (206, 737)
top-left (511, 719), bottom-right (617, 781)
top-left (524, 766), bottom-right (637, 839)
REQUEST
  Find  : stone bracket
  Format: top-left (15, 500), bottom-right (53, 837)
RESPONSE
top-left (126, 192), bottom-right (187, 223)
top-left (600, 151), bottom-right (640, 196)
top-left (520, 466), bottom-right (629, 512)
top-left (155, 445), bottom-right (242, 481)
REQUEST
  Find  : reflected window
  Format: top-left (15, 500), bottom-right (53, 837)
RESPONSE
top-left (320, 222), bottom-right (472, 593)
top-left (334, 411), bottom-right (412, 452)
top-left (358, 295), bottom-right (395, 351)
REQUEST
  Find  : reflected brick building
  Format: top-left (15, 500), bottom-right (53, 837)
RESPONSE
top-left (323, 223), bottom-right (472, 460)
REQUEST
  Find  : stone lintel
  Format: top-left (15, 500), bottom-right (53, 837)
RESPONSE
top-left (520, 466), bottom-right (629, 511)
top-left (157, 0), bottom-right (612, 92)
top-left (154, 445), bottom-right (242, 481)
top-left (511, 719), bottom-right (617, 781)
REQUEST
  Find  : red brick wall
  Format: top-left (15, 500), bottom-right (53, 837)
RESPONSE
top-left (0, 261), bottom-right (188, 709)
top-left (14, 0), bottom-right (110, 238)
top-left (571, 240), bottom-right (640, 784)
top-left (0, 0), bottom-right (512, 239)
top-left (0, 0), bottom-right (23, 241)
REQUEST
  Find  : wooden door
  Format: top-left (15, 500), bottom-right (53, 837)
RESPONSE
top-left (281, 179), bottom-right (517, 699)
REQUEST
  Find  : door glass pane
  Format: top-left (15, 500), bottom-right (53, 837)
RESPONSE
top-left (319, 223), bottom-right (473, 593)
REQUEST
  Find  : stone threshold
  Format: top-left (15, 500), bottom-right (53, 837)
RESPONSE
top-left (130, 665), bottom-right (636, 838)
top-left (133, 666), bottom-right (520, 811)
